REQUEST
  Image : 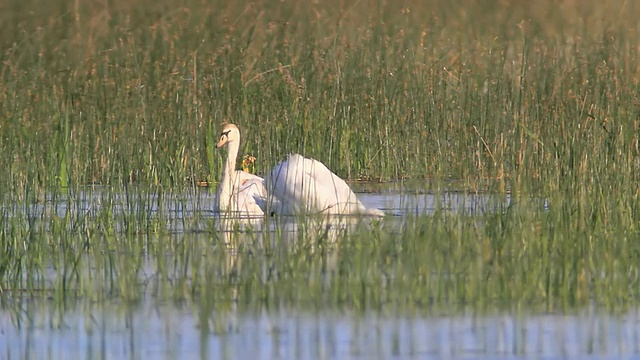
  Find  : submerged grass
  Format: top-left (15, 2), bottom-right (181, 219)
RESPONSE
top-left (1, 0), bottom-right (640, 318)
top-left (4, 201), bottom-right (640, 317)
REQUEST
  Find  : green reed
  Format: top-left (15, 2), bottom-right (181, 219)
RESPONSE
top-left (1, 191), bottom-right (640, 315)
top-left (0, 0), bottom-right (638, 187)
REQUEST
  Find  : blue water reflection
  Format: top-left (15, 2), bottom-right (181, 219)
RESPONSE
top-left (2, 302), bottom-right (639, 360)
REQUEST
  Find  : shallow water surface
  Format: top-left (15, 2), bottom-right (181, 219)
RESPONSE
top-left (3, 300), bottom-right (640, 360)
top-left (17, 185), bottom-right (511, 216)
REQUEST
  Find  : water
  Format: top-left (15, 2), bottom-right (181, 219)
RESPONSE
top-left (13, 184), bottom-right (511, 219)
top-left (8, 186), bottom-right (514, 235)
top-left (3, 186), bottom-right (631, 360)
top-left (3, 301), bottom-right (640, 359)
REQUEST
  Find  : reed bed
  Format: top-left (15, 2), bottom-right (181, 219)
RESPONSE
top-left (1, 0), bottom-right (639, 185)
top-left (1, 0), bottom-right (640, 316)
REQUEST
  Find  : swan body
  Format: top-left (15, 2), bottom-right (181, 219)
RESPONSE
top-left (265, 154), bottom-right (384, 217)
top-left (215, 124), bottom-right (266, 217)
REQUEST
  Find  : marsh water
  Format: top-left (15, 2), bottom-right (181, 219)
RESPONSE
top-left (0, 187), bottom-right (636, 360)
top-left (4, 302), bottom-right (640, 359)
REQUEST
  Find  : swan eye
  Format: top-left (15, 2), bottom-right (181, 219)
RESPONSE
top-left (220, 130), bottom-right (231, 141)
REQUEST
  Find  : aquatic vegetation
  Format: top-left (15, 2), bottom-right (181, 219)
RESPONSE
top-left (0, 0), bottom-right (639, 322)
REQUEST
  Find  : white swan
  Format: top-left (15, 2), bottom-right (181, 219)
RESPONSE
top-left (215, 124), bottom-right (266, 217)
top-left (265, 153), bottom-right (384, 217)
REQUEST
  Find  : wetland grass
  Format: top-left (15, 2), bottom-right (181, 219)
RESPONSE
top-left (1, 0), bottom-right (640, 317)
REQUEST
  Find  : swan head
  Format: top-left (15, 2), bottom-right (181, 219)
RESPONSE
top-left (216, 124), bottom-right (240, 148)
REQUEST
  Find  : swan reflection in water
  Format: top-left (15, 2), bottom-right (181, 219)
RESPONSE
top-left (214, 213), bottom-right (378, 304)
top-left (204, 214), bottom-right (377, 334)
top-left (215, 213), bottom-right (374, 249)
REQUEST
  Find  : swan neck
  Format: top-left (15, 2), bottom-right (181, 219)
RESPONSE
top-left (225, 140), bottom-right (239, 177)
top-left (219, 140), bottom-right (239, 210)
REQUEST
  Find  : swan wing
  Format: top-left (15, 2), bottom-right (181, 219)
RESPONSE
top-left (297, 156), bottom-right (384, 216)
top-left (267, 154), bottom-right (370, 215)
top-left (216, 171), bottom-right (266, 217)
top-left (237, 171), bottom-right (264, 184)
top-left (235, 172), bottom-right (267, 216)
